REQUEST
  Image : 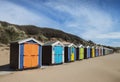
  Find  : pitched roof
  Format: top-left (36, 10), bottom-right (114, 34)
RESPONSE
top-left (84, 45), bottom-right (90, 48)
top-left (11, 38), bottom-right (42, 45)
top-left (77, 44), bottom-right (84, 48)
top-left (64, 43), bottom-right (77, 48)
top-left (44, 41), bottom-right (64, 46)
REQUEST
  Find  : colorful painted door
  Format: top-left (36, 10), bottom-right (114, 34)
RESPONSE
top-left (80, 48), bottom-right (84, 59)
top-left (96, 49), bottom-right (98, 57)
top-left (71, 47), bottom-right (74, 61)
top-left (54, 46), bottom-right (58, 64)
top-left (54, 46), bottom-right (63, 64)
top-left (99, 48), bottom-right (101, 56)
top-left (92, 48), bottom-right (95, 57)
top-left (24, 43), bottom-right (38, 68)
top-left (97, 49), bottom-right (99, 56)
top-left (58, 46), bottom-right (63, 63)
top-left (31, 44), bottom-right (39, 67)
top-left (87, 48), bottom-right (90, 58)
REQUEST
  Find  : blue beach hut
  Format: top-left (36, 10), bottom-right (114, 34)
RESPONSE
top-left (95, 46), bottom-right (99, 57)
top-left (64, 43), bottom-right (77, 62)
top-left (84, 46), bottom-right (91, 59)
top-left (42, 41), bottom-right (64, 65)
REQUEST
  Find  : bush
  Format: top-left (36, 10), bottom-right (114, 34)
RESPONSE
top-left (38, 34), bottom-right (48, 42)
top-left (0, 32), bottom-right (10, 44)
top-left (0, 25), bottom-right (27, 44)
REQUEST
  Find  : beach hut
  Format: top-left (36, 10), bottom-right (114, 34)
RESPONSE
top-left (76, 44), bottom-right (84, 60)
top-left (64, 43), bottom-right (77, 62)
top-left (103, 47), bottom-right (112, 55)
top-left (90, 46), bottom-right (95, 58)
top-left (103, 47), bottom-right (105, 55)
top-left (42, 41), bottom-right (64, 65)
top-left (98, 46), bottom-right (101, 56)
top-left (99, 46), bottom-right (103, 56)
top-left (104, 47), bottom-right (107, 55)
top-left (95, 46), bottom-right (99, 57)
top-left (10, 38), bottom-right (42, 70)
top-left (101, 46), bottom-right (104, 56)
top-left (109, 49), bottom-right (113, 54)
top-left (84, 46), bottom-right (91, 59)
top-left (106, 48), bottom-right (113, 55)
top-left (106, 48), bottom-right (109, 55)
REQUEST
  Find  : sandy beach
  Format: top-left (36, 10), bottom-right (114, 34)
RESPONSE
top-left (0, 46), bottom-right (120, 82)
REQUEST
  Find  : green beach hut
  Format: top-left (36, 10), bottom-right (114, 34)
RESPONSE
top-left (76, 44), bottom-right (84, 60)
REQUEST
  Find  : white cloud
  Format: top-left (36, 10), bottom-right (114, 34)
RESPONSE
top-left (0, 1), bottom-right (60, 28)
top-left (44, 1), bottom-right (120, 47)
top-left (45, 1), bottom-right (114, 34)
top-left (97, 32), bottom-right (120, 39)
top-left (110, 42), bottom-right (120, 47)
top-left (0, 0), bottom-right (119, 46)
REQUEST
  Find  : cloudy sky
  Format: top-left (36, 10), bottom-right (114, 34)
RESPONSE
top-left (0, 0), bottom-right (120, 47)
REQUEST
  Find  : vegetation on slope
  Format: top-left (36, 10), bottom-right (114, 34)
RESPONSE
top-left (0, 21), bottom-right (119, 52)
top-left (0, 22), bottom-right (27, 44)
top-left (0, 21), bottom-right (93, 45)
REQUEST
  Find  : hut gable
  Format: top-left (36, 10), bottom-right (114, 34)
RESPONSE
top-left (64, 43), bottom-right (77, 48)
top-left (77, 44), bottom-right (84, 48)
top-left (18, 38), bottom-right (42, 45)
top-left (91, 46), bottom-right (95, 48)
top-left (87, 46), bottom-right (90, 48)
top-left (44, 41), bottom-right (64, 47)
top-left (95, 46), bottom-right (99, 49)
top-left (84, 46), bottom-right (90, 48)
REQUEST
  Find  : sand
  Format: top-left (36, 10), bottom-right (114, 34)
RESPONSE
top-left (0, 46), bottom-right (120, 82)
top-left (0, 46), bottom-right (9, 66)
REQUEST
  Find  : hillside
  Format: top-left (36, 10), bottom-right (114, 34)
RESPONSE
top-left (0, 21), bottom-right (94, 45)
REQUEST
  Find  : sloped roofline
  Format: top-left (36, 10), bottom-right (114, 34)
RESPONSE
top-left (64, 43), bottom-right (77, 48)
top-left (84, 45), bottom-right (90, 48)
top-left (91, 46), bottom-right (95, 48)
top-left (52, 41), bottom-right (64, 47)
top-left (77, 44), bottom-right (84, 48)
top-left (44, 41), bottom-right (64, 47)
top-left (16, 38), bottom-right (42, 45)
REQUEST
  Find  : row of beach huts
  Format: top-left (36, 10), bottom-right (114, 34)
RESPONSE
top-left (10, 38), bottom-right (114, 70)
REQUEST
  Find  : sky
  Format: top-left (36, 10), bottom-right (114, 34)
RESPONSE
top-left (0, 0), bottom-right (120, 47)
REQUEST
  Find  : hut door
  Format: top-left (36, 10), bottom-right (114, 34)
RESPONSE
top-left (31, 44), bottom-right (38, 67)
top-left (54, 46), bottom-right (59, 64)
top-left (87, 48), bottom-right (90, 58)
top-left (54, 46), bottom-right (63, 64)
top-left (71, 47), bottom-right (74, 61)
top-left (92, 48), bottom-right (95, 57)
top-left (97, 49), bottom-right (99, 56)
top-left (80, 48), bottom-right (84, 59)
top-left (24, 43), bottom-right (38, 68)
top-left (58, 46), bottom-right (63, 63)
top-left (95, 49), bottom-right (97, 57)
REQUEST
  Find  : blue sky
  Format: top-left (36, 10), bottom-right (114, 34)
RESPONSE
top-left (0, 0), bottom-right (120, 47)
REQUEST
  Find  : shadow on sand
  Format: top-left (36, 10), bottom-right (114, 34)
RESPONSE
top-left (0, 64), bottom-right (15, 71)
